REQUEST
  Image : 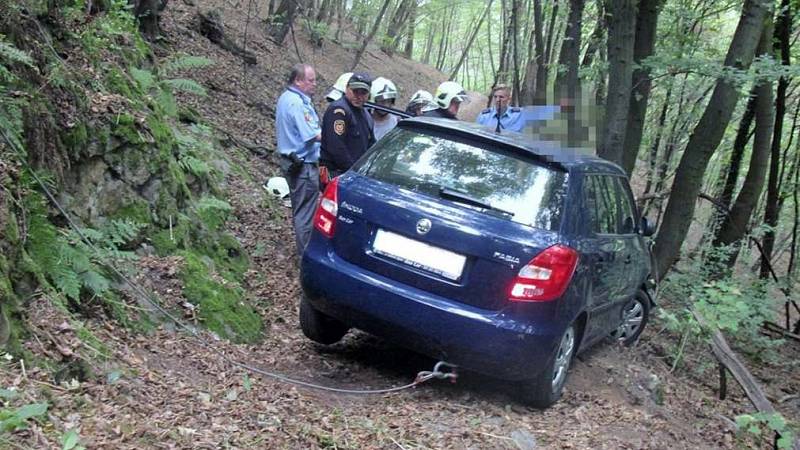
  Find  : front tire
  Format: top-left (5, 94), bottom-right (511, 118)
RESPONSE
top-left (299, 293), bottom-right (349, 345)
top-left (611, 289), bottom-right (650, 346)
top-left (520, 323), bottom-right (577, 408)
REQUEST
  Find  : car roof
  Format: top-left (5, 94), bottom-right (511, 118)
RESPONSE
top-left (398, 117), bottom-right (626, 177)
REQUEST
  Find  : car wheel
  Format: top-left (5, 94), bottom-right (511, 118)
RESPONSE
top-left (299, 293), bottom-right (349, 345)
top-left (611, 289), bottom-right (650, 346)
top-left (520, 323), bottom-right (577, 408)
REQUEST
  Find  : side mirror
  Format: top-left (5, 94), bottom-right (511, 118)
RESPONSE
top-left (640, 217), bottom-right (657, 237)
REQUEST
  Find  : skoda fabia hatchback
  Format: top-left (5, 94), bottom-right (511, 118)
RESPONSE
top-left (300, 118), bottom-right (654, 407)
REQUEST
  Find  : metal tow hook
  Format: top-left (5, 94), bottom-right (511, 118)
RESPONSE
top-left (415, 361), bottom-right (458, 385)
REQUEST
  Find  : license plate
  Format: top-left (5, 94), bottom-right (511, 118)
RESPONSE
top-left (372, 229), bottom-right (466, 281)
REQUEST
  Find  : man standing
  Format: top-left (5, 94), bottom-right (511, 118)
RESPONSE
top-left (423, 81), bottom-right (468, 120)
top-left (320, 72), bottom-right (375, 178)
top-left (476, 84), bottom-right (524, 132)
top-left (275, 63), bottom-right (321, 254)
top-left (369, 77), bottom-right (399, 141)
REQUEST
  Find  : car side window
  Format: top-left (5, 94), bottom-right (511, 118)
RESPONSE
top-left (614, 177), bottom-right (637, 234)
top-left (583, 175), bottom-right (617, 234)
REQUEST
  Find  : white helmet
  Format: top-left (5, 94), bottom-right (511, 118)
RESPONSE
top-left (434, 81), bottom-right (468, 109)
top-left (370, 77), bottom-right (398, 102)
top-left (265, 177), bottom-right (290, 198)
top-left (407, 90), bottom-right (434, 109)
top-left (325, 72), bottom-right (352, 102)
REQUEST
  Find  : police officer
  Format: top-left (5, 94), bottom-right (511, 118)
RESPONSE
top-left (320, 72), bottom-right (375, 178)
top-left (476, 84), bottom-right (524, 132)
top-left (275, 63), bottom-right (321, 254)
top-left (423, 81), bottom-right (468, 120)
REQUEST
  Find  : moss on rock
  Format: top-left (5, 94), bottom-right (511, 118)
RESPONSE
top-left (178, 252), bottom-right (262, 344)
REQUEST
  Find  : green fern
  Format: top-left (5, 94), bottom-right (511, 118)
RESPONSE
top-left (160, 55), bottom-right (213, 75)
top-left (162, 78), bottom-right (207, 96)
top-left (179, 155), bottom-right (210, 177)
top-left (130, 67), bottom-right (155, 92)
top-left (0, 37), bottom-right (34, 67)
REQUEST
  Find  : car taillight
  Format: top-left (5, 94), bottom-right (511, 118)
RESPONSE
top-left (314, 177), bottom-right (339, 238)
top-left (510, 244), bottom-right (579, 302)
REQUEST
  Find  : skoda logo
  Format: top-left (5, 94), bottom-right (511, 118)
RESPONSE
top-left (416, 218), bottom-right (432, 235)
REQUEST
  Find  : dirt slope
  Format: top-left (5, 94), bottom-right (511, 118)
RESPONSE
top-left (2, 2), bottom-right (798, 449)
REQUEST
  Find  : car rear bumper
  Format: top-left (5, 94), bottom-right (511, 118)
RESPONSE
top-left (301, 236), bottom-right (566, 381)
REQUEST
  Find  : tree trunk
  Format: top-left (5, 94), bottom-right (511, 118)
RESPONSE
top-left (597, 0), bottom-right (637, 165)
top-left (620, 0), bottom-right (663, 176)
top-left (712, 18), bottom-right (774, 267)
top-left (403, 0), bottom-right (417, 58)
top-left (760, 0), bottom-right (792, 278)
top-left (654, 0), bottom-right (772, 278)
top-left (581, 0), bottom-right (605, 67)
top-left (134, 0), bottom-right (167, 40)
top-left (640, 83), bottom-right (671, 212)
top-left (422, 19), bottom-right (434, 64)
top-left (350, 0), bottom-right (392, 70)
top-left (382, 0), bottom-right (414, 55)
top-left (553, 0), bottom-right (583, 103)
top-left (544, 0), bottom-right (560, 67)
top-left (512, 0), bottom-right (523, 102)
top-left (268, 0), bottom-right (303, 44)
top-left (450, 0), bottom-right (495, 79)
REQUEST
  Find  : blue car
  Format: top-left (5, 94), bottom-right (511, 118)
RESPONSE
top-left (300, 118), bottom-right (655, 407)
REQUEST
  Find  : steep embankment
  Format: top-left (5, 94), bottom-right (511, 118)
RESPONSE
top-left (1, 2), bottom-right (795, 449)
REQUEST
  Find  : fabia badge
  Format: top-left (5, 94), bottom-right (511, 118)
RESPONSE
top-left (416, 218), bottom-right (432, 235)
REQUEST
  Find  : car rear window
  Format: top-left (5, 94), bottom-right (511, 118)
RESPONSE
top-left (353, 128), bottom-right (567, 231)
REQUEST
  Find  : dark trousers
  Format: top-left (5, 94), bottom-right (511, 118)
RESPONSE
top-left (280, 158), bottom-right (320, 255)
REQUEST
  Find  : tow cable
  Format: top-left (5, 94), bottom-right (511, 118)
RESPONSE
top-left (0, 127), bottom-right (458, 395)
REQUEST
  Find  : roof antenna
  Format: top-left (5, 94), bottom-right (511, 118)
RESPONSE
top-left (494, 97), bottom-right (502, 134)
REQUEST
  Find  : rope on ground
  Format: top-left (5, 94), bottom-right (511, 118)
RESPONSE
top-left (0, 126), bottom-right (454, 395)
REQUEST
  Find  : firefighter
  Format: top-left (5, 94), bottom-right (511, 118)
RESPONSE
top-left (370, 77), bottom-right (399, 140)
top-left (325, 72), bottom-right (352, 103)
top-left (405, 90), bottom-right (434, 116)
top-left (423, 81), bottom-right (468, 120)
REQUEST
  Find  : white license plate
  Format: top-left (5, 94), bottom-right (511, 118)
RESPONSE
top-left (372, 229), bottom-right (466, 281)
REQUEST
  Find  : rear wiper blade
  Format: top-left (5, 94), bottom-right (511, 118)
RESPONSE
top-left (438, 187), bottom-right (514, 217)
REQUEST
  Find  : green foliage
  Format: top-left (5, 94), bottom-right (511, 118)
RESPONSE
top-left (174, 125), bottom-right (221, 181)
top-left (736, 412), bottom-right (795, 449)
top-left (659, 251), bottom-right (784, 367)
top-left (0, 34), bottom-right (34, 83)
top-left (160, 55), bottom-right (214, 76)
top-left (0, 402), bottom-right (48, 433)
top-left (161, 78), bottom-right (207, 96)
top-left (61, 429), bottom-right (85, 450)
top-left (178, 252), bottom-right (262, 343)
top-left (195, 196), bottom-right (232, 231)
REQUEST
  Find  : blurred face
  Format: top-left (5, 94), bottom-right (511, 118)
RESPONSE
top-left (374, 98), bottom-right (395, 117)
top-left (346, 87), bottom-right (370, 108)
top-left (295, 67), bottom-right (317, 96)
top-left (492, 88), bottom-right (511, 112)
top-left (447, 100), bottom-right (461, 116)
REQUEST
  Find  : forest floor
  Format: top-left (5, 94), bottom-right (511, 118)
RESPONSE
top-left (2, 1), bottom-right (799, 449)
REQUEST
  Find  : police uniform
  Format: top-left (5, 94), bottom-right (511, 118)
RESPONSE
top-left (275, 86), bottom-right (321, 253)
top-left (320, 96), bottom-right (375, 176)
top-left (476, 107), bottom-right (524, 132)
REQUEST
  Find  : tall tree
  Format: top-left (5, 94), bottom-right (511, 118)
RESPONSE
top-left (760, 0), bottom-right (792, 278)
top-left (554, 0), bottom-right (584, 103)
top-left (403, 0), bottom-right (417, 58)
top-left (382, 0), bottom-right (415, 56)
top-left (268, 0), bottom-right (305, 44)
top-left (597, 0), bottom-right (637, 165)
top-left (520, 0), bottom-right (546, 104)
top-left (620, 0), bottom-right (663, 176)
top-left (653, 0), bottom-right (773, 277)
top-left (350, 0), bottom-right (393, 70)
top-left (712, 19), bottom-right (775, 267)
top-left (450, 0), bottom-right (495, 80)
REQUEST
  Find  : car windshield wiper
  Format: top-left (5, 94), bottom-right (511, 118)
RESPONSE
top-left (438, 187), bottom-right (515, 217)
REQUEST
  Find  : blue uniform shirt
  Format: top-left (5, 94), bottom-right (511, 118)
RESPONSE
top-left (477, 107), bottom-right (525, 132)
top-left (275, 86), bottom-right (321, 162)
top-left (476, 105), bottom-right (561, 132)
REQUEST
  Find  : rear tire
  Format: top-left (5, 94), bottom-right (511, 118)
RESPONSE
top-left (520, 323), bottom-right (577, 408)
top-left (299, 293), bottom-right (349, 345)
top-left (610, 289), bottom-right (650, 346)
